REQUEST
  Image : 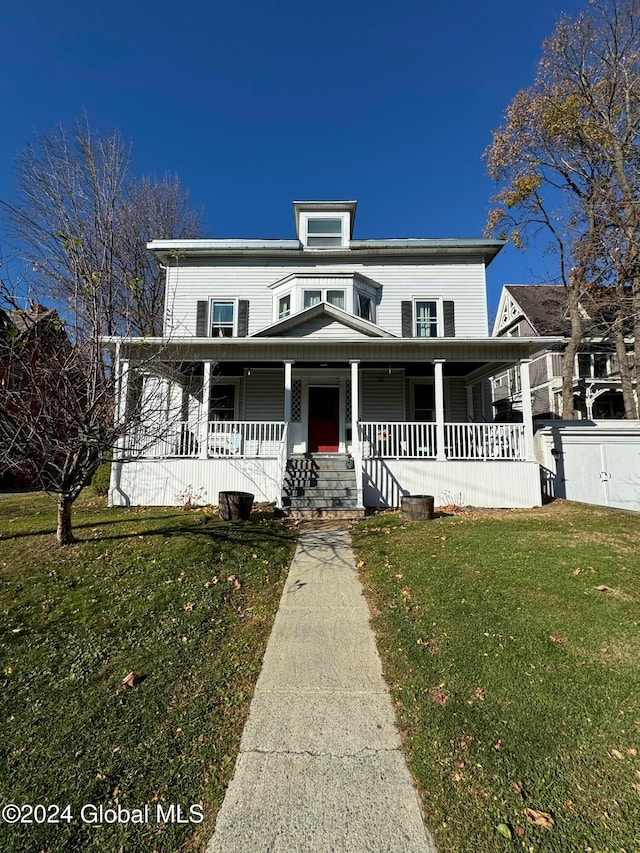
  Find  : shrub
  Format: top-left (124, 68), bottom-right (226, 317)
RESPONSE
top-left (91, 462), bottom-right (111, 496)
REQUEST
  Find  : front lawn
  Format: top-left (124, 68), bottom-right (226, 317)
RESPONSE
top-left (353, 502), bottom-right (640, 853)
top-left (0, 491), bottom-right (296, 853)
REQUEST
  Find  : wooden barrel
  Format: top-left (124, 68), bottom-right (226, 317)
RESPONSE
top-left (401, 495), bottom-right (434, 521)
top-left (219, 491), bottom-right (254, 521)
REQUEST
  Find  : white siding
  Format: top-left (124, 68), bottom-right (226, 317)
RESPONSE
top-left (285, 318), bottom-right (373, 339)
top-left (164, 256), bottom-right (489, 338)
top-left (363, 460), bottom-right (541, 508)
top-left (361, 370), bottom-right (405, 420)
top-left (244, 370), bottom-right (285, 420)
top-left (110, 458), bottom-right (281, 506)
top-left (446, 378), bottom-right (467, 421)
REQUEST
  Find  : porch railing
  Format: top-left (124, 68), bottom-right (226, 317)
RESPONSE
top-left (360, 422), bottom-right (437, 458)
top-left (359, 422), bottom-right (525, 460)
top-left (124, 420), bottom-right (286, 459)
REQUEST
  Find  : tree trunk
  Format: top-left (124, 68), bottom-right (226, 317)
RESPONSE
top-left (633, 278), bottom-right (640, 413)
top-left (613, 326), bottom-right (637, 418)
top-left (562, 284), bottom-right (583, 419)
top-left (57, 494), bottom-right (76, 546)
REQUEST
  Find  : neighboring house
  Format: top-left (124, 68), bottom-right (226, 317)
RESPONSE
top-left (103, 201), bottom-right (562, 513)
top-left (0, 304), bottom-right (62, 487)
top-left (492, 285), bottom-right (635, 420)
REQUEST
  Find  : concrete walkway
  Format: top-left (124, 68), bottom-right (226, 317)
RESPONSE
top-left (206, 529), bottom-right (436, 853)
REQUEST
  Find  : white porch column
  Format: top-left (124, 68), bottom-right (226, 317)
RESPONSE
top-left (350, 359), bottom-right (363, 508)
top-left (283, 360), bottom-right (294, 423)
top-left (434, 359), bottom-right (446, 461)
top-left (465, 384), bottom-right (474, 421)
top-left (519, 358), bottom-right (535, 460)
top-left (200, 360), bottom-right (212, 458)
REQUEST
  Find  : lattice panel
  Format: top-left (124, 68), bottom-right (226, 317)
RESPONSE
top-left (291, 379), bottom-right (302, 422)
top-left (345, 383), bottom-right (352, 422)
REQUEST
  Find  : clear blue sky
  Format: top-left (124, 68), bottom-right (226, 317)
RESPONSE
top-left (0, 0), bottom-right (586, 320)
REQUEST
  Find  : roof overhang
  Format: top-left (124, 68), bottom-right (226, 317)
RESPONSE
top-left (101, 335), bottom-right (565, 369)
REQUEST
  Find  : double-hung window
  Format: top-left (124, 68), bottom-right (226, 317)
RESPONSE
top-left (278, 294), bottom-right (291, 319)
top-left (303, 289), bottom-right (345, 309)
top-left (211, 301), bottom-right (234, 337)
top-left (305, 218), bottom-right (344, 247)
top-left (416, 301), bottom-right (438, 337)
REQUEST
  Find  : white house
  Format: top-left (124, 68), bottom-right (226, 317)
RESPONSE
top-left (103, 201), bottom-right (562, 514)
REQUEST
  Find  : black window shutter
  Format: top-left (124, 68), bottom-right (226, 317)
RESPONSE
top-left (443, 301), bottom-right (455, 337)
top-left (401, 301), bottom-right (413, 337)
top-left (237, 300), bottom-right (249, 337)
top-left (196, 301), bottom-right (208, 337)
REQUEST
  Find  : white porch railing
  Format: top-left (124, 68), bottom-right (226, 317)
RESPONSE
top-left (359, 422), bottom-right (525, 460)
top-left (360, 422), bottom-right (438, 458)
top-left (123, 421), bottom-right (286, 459)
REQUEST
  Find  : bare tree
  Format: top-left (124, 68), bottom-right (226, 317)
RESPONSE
top-left (485, 0), bottom-right (640, 418)
top-left (0, 119), bottom-right (202, 543)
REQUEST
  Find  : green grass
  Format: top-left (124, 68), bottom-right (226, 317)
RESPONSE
top-left (352, 502), bottom-right (640, 853)
top-left (0, 491), bottom-right (297, 853)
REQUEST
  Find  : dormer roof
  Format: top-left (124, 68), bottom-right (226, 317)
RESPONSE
top-left (292, 201), bottom-right (358, 241)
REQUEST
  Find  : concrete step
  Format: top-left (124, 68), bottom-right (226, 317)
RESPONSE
top-left (282, 507), bottom-right (366, 520)
top-left (283, 487), bottom-right (357, 500)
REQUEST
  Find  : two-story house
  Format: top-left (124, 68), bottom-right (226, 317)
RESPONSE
top-left (103, 201), bottom-right (561, 513)
top-left (492, 285), bottom-right (635, 420)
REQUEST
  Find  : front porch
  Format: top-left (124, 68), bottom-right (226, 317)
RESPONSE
top-left (107, 336), bottom-right (547, 511)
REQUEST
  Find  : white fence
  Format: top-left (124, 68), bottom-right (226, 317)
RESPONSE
top-left (360, 422), bottom-right (525, 460)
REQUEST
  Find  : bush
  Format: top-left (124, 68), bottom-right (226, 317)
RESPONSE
top-left (91, 462), bottom-right (111, 496)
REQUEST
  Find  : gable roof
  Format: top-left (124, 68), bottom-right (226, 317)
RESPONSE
top-left (252, 302), bottom-right (395, 339)
top-left (503, 285), bottom-right (568, 336)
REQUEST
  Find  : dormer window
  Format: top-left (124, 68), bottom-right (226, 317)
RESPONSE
top-left (293, 202), bottom-right (356, 249)
top-left (306, 218), bottom-right (343, 247)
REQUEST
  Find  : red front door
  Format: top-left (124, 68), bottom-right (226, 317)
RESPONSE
top-left (308, 387), bottom-right (340, 452)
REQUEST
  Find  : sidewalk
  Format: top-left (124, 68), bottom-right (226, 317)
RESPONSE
top-left (206, 529), bottom-right (436, 852)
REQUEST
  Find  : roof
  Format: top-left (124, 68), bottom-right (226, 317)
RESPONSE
top-left (0, 305), bottom-right (59, 336)
top-left (501, 285), bottom-right (632, 338)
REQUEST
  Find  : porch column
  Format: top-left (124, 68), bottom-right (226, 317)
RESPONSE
top-left (200, 360), bottom-right (212, 458)
top-left (283, 360), bottom-right (294, 422)
top-left (350, 360), bottom-right (363, 508)
top-left (519, 358), bottom-right (535, 460)
top-left (435, 359), bottom-right (446, 461)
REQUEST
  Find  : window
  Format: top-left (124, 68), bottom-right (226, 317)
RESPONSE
top-left (303, 290), bottom-right (322, 309)
top-left (413, 384), bottom-right (435, 421)
top-left (278, 294), bottom-right (291, 319)
top-left (306, 218), bottom-right (343, 247)
top-left (326, 290), bottom-right (345, 309)
top-left (209, 384), bottom-right (236, 421)
top-left (211, 301), bottom-right (234, 337)
top-left (593, 354), bottom-right (608, 378)
top-left (416, 301), bottom-right (438, 337)
top-left (357, 293), bottom-right (372, 321)
top-left (578, 353), bottom-right (610, 379)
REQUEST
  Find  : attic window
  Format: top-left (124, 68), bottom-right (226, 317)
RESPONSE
top-left (306, 218), bottom-right (343, 247)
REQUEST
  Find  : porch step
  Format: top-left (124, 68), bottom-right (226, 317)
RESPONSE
top-left (284, 507), bottom-right (366, 520)
top-left (282, 454), bottom-right (360, 513)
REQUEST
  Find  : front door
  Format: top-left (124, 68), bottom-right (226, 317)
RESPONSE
top-left (308, 387), bottom-right (340, 452)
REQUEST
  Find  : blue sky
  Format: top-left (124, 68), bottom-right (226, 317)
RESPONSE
top-left (0, 0), bottom-right (586, 319)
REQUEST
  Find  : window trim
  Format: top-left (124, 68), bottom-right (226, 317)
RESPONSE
top-left (414, 298), bottom-right (441, 338)
top-left (278, 293), bottom-right (291, 320)
top-left (209, 298), bottom-right (236, 337)
top-left (299, 212), bottom-right (350, 249)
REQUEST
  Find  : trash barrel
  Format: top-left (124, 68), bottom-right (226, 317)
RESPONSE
top-left (401, 495), bottom-right (435, 521)
top-left (218, 491), bottom-right (254, 521)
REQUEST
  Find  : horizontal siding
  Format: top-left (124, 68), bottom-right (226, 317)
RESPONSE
top-left (244, 371), bottom-right (285, 420)
top-left (164, 256), bottom-right (488, 338)
top-left (447, 378), bottom-right (467, 421)
top-left (286, 318), bottom-right (372, 339)
top-left (361, 370), bottom-right (404, 419)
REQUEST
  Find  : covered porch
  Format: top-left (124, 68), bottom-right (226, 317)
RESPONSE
top-left (106, 336), bottom-right (550, 510)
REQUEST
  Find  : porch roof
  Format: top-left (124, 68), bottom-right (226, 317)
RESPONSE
top-left (101, 335), bottom-right (565, 375)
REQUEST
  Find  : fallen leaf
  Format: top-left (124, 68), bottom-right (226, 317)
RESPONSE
top-left (474, 686), bottom-right (485, 700)
top-left (496, 823), bottom-right (512, 839)
top-left (596, 585), bottom-right (612, 592)
top-left (184, 602), bottom-right (195, 612)
top-left (573, 568), bottom-right (581, 575)
top-left (494, 739), bottom-right (503, 751)
top-left (122, 671), bottom-right (138, 689)
top-left (610, 749), bottom-right (624, 760)
top-left (515, 825), bottom-right (525, 837)
top-left (632, 783), bottom-right (640, 795)
top-left (627, 748), bottom-right (638, 756)
top-left (356, 560), bottom-right (365, 568)
top-left (512, 781), bottom-right (525, 801)
top-left (549, 634), bottom-right (564, 643)
top-left (525, 807), bottom-right (554, 829)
